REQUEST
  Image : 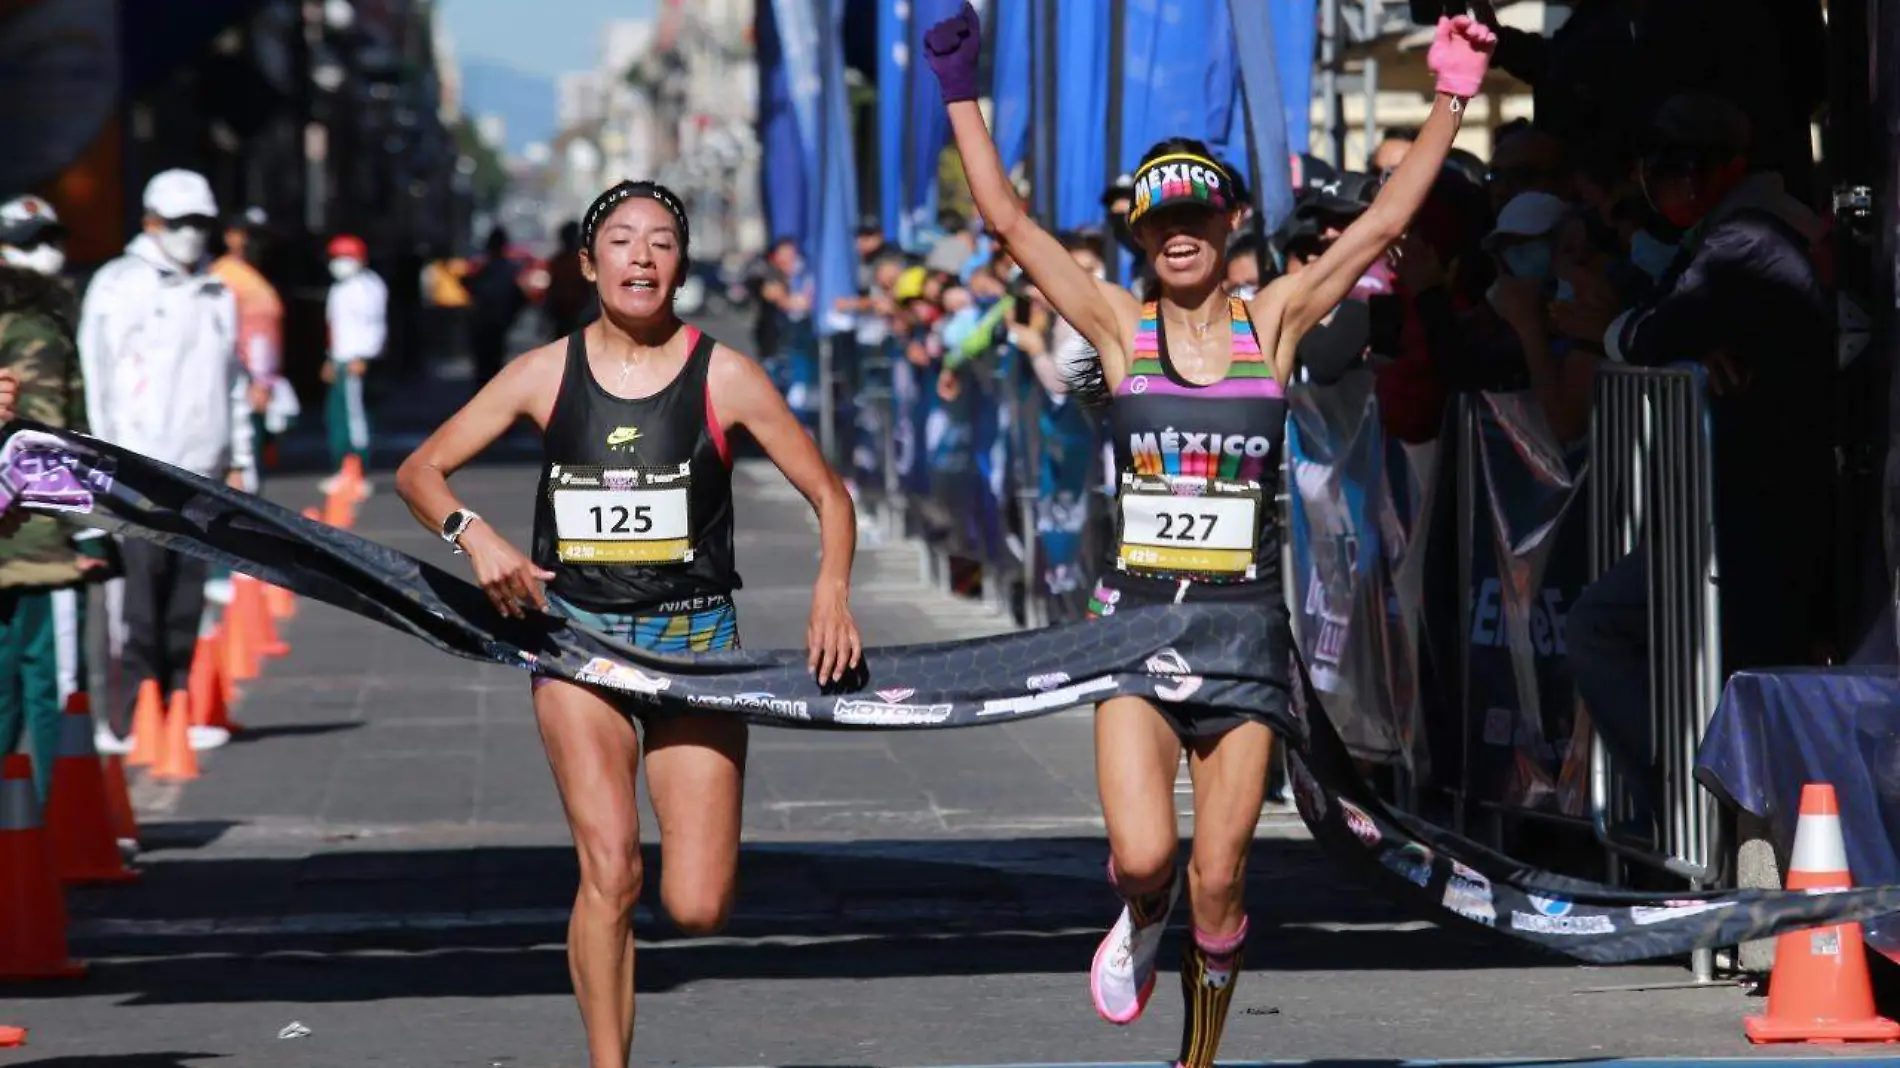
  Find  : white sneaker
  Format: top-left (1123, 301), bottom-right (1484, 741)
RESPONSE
top-left (94, 724), bottom-right (134, 756)
top-left (188, 725), bottom-right (232, 751)
top-left (1089, 875), bottom-right (1180, 1025)
top-left (317, 474), bottom-right (341, 495)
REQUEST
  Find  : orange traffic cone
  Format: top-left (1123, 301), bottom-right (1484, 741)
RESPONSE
top-left (102, 753), bottom-right (138, 846)
top-left (322, 487), bottom-right (353, 528)
top-left (0, 1024), bottom-right (23, 1047)
top-left (45, 694), bottom-right (138, 884)
top-left (340, 453), bottom-right (368, 501)
top-left (151, 691), bottom-right (199, 784)
top-left (126, 679), bottom-right (164, 768)
top-left (1744, 783), bottom-right (1900, 1044)
top-left (0, 753), bottom-right (86, 979)
top-left (188, 634), bottom-right (239, 733)
top-left (266, 581), bottom-right (296, 622)
top-left (238, 575), bottom-right (288, 658)
top-left (222, 603), bottom-right (259, 684)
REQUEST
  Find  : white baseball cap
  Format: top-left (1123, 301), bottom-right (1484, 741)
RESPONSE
top-left (1485, 191), bottom-right (1570, 247)
top-left (0, 195), bottom-right (64, 245)
top-left (142, 169), bottom-right (218, 221)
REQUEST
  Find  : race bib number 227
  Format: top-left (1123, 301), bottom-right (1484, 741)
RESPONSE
top-left (1116, 472), bottom-right (1259, 579)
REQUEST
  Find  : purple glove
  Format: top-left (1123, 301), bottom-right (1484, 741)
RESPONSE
top-left (923, 2), bottom-right (982, 104)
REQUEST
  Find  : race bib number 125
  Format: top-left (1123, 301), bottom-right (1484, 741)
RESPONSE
top-left (549, 462), bottom-right (694, 564)
top-left (1116, 472), bottom-right (1260, 579)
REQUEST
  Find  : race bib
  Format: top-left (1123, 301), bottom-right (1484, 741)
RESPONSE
top-left (1115, 472), bottom-right (1260, 579)
top-left (549, 462), bottom-right (694, 565)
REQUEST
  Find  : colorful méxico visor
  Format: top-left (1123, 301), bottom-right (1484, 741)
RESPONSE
top-left (1128, 152), bottom-right (1232, 227)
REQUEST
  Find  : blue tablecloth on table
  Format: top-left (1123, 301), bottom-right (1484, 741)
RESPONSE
top-left (1696, 667), bottom-right (1900, 958)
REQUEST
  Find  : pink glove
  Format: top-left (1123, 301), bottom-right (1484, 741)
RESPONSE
top-left (1427, 15), bottom-right (1496, 99)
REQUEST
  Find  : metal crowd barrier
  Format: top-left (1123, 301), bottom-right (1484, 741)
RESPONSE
top-left (1586, 363), bottom-right (1724, 982)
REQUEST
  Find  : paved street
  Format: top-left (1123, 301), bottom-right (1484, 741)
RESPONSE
top-left (0, 351), bottom-right (1865, 1067)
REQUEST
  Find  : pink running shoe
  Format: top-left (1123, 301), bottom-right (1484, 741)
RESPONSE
top-left (1089, 876), bottom-right (1180, 1024)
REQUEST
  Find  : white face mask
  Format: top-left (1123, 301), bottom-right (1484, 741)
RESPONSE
top-left (1, 244), bottom-right (65, 276)
top-left (153, 226), bottom-right (207, 267)
top-left (329, 258), bottom-right (362, 281)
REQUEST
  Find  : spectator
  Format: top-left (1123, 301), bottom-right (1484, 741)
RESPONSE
top-left (0, 195), bottom-right (109, 799)
top-left (465, 226), bottom-right (527, 384)
top-left (1560, 93), bottom-right (1832, 799)
top-left (211, 208), bottom-right (291, 491)
top-left (321, 234), bottom-right (387, 495)
top-left (1485, 124), bottom-right (1572, 214)
top-left (1370, 126), bottom-right (1419, 177)
top-left (78, 169), bottom-right (251, 756)
top-left (541, 221), bottom-right (592, 340)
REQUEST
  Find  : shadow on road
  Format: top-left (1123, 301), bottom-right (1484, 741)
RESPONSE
top-left (7, 1055), bottom-right (230, 1067)
top-left (15, 836), bottom-right (1591, 1009)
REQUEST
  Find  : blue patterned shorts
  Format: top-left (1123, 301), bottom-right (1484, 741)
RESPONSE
top-left (532, 592), bottom-right (741, 712)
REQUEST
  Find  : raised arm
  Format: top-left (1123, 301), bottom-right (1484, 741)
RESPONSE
top-left (928, 6), bottom-right (1130, 367)
top-left (1269, 17), bottom-right (1495, 357)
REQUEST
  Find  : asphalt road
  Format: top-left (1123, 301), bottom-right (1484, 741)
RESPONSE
top-left (0, 335), bottom-right (1870, 1068)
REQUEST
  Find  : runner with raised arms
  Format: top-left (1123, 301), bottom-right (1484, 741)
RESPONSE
top-left (394, 179), bottom-right (863, 1068)
top-left (923, 6), bottom-right (1494, 1065)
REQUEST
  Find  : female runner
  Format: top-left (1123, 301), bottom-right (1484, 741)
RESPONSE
top-left (924, 7), bottom-right (1493, 1065)
top-left (394, 180), bottom-right (863, 1068)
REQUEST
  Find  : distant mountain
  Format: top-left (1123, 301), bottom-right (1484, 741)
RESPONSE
top-left (459, 58), bottom-right (557, 157)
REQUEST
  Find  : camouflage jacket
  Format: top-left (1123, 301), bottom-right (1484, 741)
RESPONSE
top-left (0, 266), bottom-right (93, 591)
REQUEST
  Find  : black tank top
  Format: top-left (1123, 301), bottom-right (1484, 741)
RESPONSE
top-left (1106, 297), bottom-right (1287, 591)
top-left (531, 326), bottom-right (740, 611)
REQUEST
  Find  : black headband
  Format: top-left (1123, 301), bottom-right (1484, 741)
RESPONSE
top-left (582, 181), bottom-right (690, 253)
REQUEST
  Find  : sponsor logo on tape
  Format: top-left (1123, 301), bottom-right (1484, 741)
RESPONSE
top-left (1509, 893), bottom-right (1614, 935)
top-left (1024, 671), bottom-right (1072, 692)
top-left (1339, 799), bottom-right (1381, 847)
top-left (686, 691), bottom-right (811, 720)
top-left (1380, 841), bottom-right (1434, 888)
top-left (576, 656), bottom-right (672, 698)
top-left (876, 688), bottom-right (916, 704)
top-left (834, 698), bottom-right (954, 726)
top-left (1629, 900), bottom-right (1735, 926)
top-left (1443, 861), bottom-right (1496, 926)
top-left (980, 675), bottom-right (1119, 716)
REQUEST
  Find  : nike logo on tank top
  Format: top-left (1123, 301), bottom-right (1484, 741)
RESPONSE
top-left (531, 327), bottom-right (740, 612)
top-left (1108, 297), bottom-right (1287, 584)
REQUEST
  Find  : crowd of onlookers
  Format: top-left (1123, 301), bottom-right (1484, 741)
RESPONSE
top-left (748, 0), bottom-right (1841, 850)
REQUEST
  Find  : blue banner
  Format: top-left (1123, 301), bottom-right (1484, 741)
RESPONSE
top-left (1119, 1), bottom-right (1247, 187)
top-left (1269, 0), bottom-right (1315, 156)
top-left (876, 0), bottom-right (908, 242)
top-left (989, 0), bottom-right (1032, 177)
top-left (1052, 1), bottom-right (1109, 231)
top-left (904, 0), bottom-right (962, 242)
top-left (757, 0), bottom-right (808, 247)
top-left (812, 0), bottom-right (863, 338)
top-left (1228, 0), bottom-right (1298, 232)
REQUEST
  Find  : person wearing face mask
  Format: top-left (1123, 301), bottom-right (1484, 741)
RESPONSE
top-left (77, 168), bottom-right (252, 757)
top-left (1555, 92), bottom-right (1833, 811)
top-left (321, 234), bottom-right (388, 497)
top-left (0, 195), bottom-right (114, 799)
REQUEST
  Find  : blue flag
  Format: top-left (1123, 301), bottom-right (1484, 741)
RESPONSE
top-left (1229, 0), bottom-right (1299, 231)
top-left (757, 0), bottom-right (809, 247)
top-left (1052, 1), bottom-right (1109, 231)
top-left (1118, 1), bottom-right (1248, 194)
top-left (876, 0), bottom-right (909, 241)
top-left (989, 0), bottom-right (1032, 177)
top-left (904, 0), bottom-right (962, 241)
top-left (812, 0), bottom-right (863, 337)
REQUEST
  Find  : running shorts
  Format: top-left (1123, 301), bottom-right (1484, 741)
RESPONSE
top-left (1087, 575), bottom-right (1291, 739)
top-left (531, 591), bottom-right (741, 717)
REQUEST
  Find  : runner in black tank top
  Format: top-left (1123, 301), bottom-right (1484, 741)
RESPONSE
top-left (531, 325), bottom-right (739, 618)
top-left (393, 179), bottom-right (862, 1065)
top-left (930, 6), bottom-right (1493, 1065)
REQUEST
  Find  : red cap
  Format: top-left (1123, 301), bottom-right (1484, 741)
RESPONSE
top-left (327, 234), bottom-right (367, 261)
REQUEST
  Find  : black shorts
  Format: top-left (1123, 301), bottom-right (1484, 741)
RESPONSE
top-left (1086, 573), bottom-right (1292, 739)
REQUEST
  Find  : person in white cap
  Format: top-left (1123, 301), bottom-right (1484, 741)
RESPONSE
top-left (77, 168), bottom-right (253, 756)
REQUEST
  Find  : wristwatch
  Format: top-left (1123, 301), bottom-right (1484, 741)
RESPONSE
top-left (440, 508), bottom-right (480, 553)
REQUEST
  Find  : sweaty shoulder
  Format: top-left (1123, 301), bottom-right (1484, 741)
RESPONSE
top-left (1250, 276), bottom-right (1297, 376)
top-left (707, 341), bottom-right (768, 389)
